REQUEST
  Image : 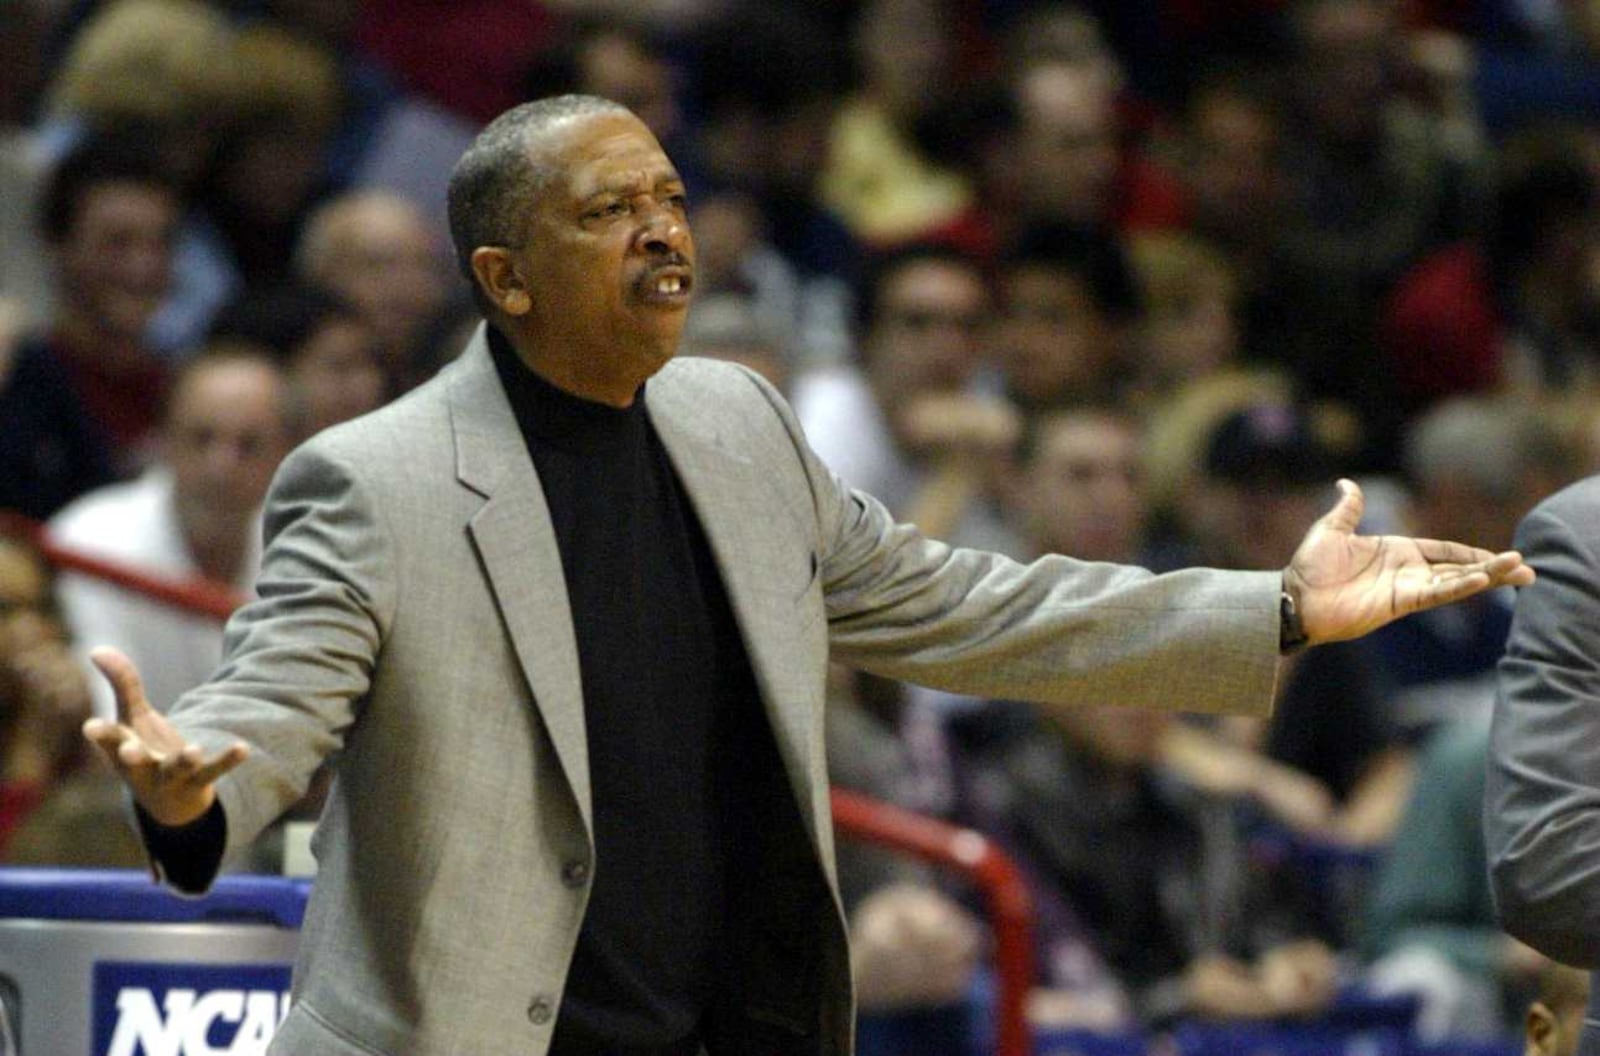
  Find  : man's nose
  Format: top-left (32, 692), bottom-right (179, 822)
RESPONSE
top-left (635, 207), bottom-right (689, 256)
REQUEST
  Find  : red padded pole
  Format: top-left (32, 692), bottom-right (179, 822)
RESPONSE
top-left (830, 787), bottom-right (1035, 1056)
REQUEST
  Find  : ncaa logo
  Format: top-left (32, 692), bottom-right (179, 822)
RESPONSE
top-left (92, 963), bottom-right (292, 1056)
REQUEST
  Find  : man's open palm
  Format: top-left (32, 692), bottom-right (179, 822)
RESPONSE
top-left (81, 646), bottom-right (248, 828)
top-left (1286, 479), bottom-right (1536, 645)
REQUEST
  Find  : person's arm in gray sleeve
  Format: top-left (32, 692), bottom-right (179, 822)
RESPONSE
top-left (84, 439), bottom-right (398, 892)
top-left (1487, 488), bottom-right (1600, 967)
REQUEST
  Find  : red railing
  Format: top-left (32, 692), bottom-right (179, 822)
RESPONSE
top-left (0, 511), bottom-right (242, 621)
top-left (831, 788), bottom-right (1035, 1056)
top-left (4, 509), bottom-right (1037, 1055)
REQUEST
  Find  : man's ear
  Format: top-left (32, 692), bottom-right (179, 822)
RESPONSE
top-left (1526, 1000), bottom-right (1557, 1056)
top-left (470, 246), bottom-right (532, 317)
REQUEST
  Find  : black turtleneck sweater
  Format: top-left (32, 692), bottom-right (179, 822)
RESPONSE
top-left (488, 331), bottom-right (766, 1052)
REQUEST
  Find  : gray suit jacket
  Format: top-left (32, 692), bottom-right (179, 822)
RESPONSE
top-left (161, 328), bottom-right (1282, 1055)
top-left (1488, 477), bottom-right (1600, 1052)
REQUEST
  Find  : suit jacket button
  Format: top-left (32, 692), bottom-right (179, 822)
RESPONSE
top-left (561, 858), bottom-right (590, 888)
top-left (527, 997), bottom-right (554, 1025)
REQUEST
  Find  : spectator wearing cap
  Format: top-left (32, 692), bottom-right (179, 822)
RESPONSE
top-left (1189, 403), bottom-right (1415, 864)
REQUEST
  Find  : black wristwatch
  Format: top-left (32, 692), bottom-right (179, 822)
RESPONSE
top-left (1279, 589), bottom-right (1309, 654)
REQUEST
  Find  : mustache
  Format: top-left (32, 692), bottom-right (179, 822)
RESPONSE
top-left (643, 253), bottom-right (691, 271)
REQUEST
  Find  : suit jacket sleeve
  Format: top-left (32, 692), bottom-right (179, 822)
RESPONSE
top-left (744, 370), bottom-right (1284, 717)
top-left (1487, 486), bottom-right (1600, 966)
top-left (153, 440), bottom-right (398, 885)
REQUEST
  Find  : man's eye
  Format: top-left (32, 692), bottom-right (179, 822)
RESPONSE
top-left (589, 201), bottom-right (628, 219)
top-left (666, 193), bottom-right (688, 210)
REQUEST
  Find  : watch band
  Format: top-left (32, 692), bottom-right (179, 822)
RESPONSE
top-left (1279, 589), bottom-right (1309, 654)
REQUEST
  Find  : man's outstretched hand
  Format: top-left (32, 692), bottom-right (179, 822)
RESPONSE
top-left (1285, 479), bottom-right (1536, 646)
top-left (81, 646), bottom-right (248, 828)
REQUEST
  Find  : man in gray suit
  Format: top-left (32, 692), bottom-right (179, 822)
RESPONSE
top-left (1488, 478), bottom-right (1600, 1054)
top-left (84, 95), bottom-right (1531, 1056)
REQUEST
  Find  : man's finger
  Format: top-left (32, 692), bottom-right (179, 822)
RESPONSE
top-left (159, 743), bottom-right (203, 778)
top-left (1413, 569), bottom-right (1492, 612)
top-left (1410, 538), bottom-right (1499, 565)
top-left (83, 717), bottom-right (134, 770)
top-left (89, 646), bottom-right (154, 725)
top-left (1317, 479), bottom-right (1364, 534)
top-left (117, 736), bottom-right (159, 769)
top-left (191, 742), bottom-right (250, 787)
top-left (1482, 550), bottom-right (1535, 585)
top-left (1418, 549), bottom-right (1535, 586)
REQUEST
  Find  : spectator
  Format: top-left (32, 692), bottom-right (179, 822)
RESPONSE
top-left (1166, 68), bottom-right (1291, 357)
top-left (1364, 717), bottom-right (1548, 1040)
top-left (48, 347), bottom-right (295, 718)
top-left (1192, 403), bottom-right (1414, 852)
top-left (792, 244), bottom-right (1021, 552)
top-left (689, 9), bottom-right (858, 364)
top-left (296, 190), bottom-right (453, 395)
top-left (0, 1), bottom-right (58, 331)
top-left (1255, 0), bottom-right (1485, 468)
top-left (679, 293), bottom-right (791, 393)
top-left (0, 137), bottom-right (179, 519)
top-left (523, 20), bottom-right (685, 157)
top-left (1524, 962), bottom-right (1589, 1056)
top-left (1382, 127), bottom-right (1600, 410)
top-left (1019, 404), bottom-right (1341, 837)
top-left (178, 21), bottom-right (342, 317)
top-left (957, 10), bottom-right (1187, 257)
top-left (946, 697), bottom-right (1339, 1031)
top-left (0, 533), bottom-right (94, 857)
top-left (991, 223), bottom-right (1140, 414)
top-left (1011, 405), bottom-right (1149, 565)
top-left (1007, 58), bottom-right (1184, 237)
top-left (252, 0), bottom-right (401, 196)
top-left (1367, 397), bottom-right (1573, 736)
top-left (42, 0), bottom-right (236, 191)
top-left (820, 0), bottom-right (976, 244)
top-left (1126, 232), bottom-right (1241, 404)
top-left (39, 0), bottom-right (244, 358)
top-left (211, 284), bottom-right (386, 438)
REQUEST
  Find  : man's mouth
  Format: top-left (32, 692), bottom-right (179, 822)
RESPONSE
top-left (636, 265), bottom-right (693, 305)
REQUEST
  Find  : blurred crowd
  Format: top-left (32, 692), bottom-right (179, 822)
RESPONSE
top-left (3, 0), bottom-right (1600, 1049)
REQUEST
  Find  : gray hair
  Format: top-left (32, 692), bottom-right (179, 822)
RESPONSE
top-left (1403, 396), bottom-right (1568, 498)
top-left (445, 94), bottom-right (630, 284)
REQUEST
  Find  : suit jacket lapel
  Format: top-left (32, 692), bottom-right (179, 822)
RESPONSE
top-left (649, 386), bottom-right (825, 851)
top-left (447, 331), bottom-right (591, 833)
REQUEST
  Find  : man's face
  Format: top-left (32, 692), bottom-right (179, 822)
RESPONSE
top-left (291, 317), bottom-right (385, 435)
top-left (997, 264), bottom-right (1116, 404)
top-left (1015, 64), bottom-right (1118, 226)
top-left (165, 359), bottom-right (292, 531)
top-left (865, 259), bottom-right (988, 403)
top-left (1188, 96), bottom-right (1282, 241)
top-left (1206, 480), bottom-right (1327, 571)
top-left (1023, 413), bottom-right (1145, 564)
top-left (55, 182), bottom-right (177, 345)
top-left (503, 111), bottom-right (695, 389)
top-left (578, 33), bottom-right (679, 143)
top-left (1297, 0), bottom-right (1394, 146)
top-left (325, 203), bottom-right (448, 362)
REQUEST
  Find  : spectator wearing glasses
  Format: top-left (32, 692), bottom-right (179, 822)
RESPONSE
top-left (793, 243), bottom-right (1021, 552)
